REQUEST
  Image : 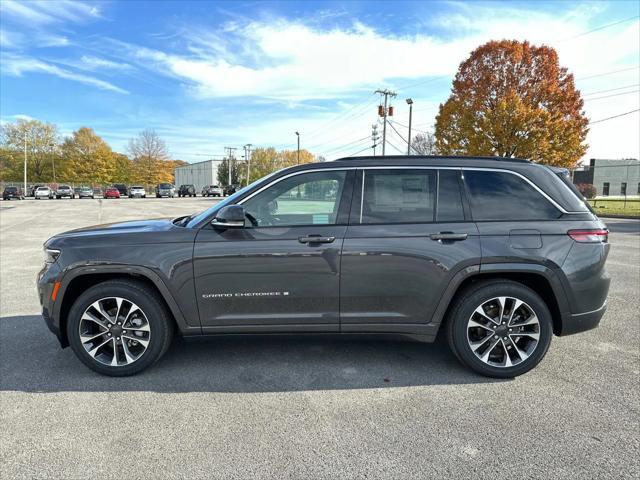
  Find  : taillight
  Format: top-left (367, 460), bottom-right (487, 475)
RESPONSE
top-left (568, 229), bottom-right (608, 243)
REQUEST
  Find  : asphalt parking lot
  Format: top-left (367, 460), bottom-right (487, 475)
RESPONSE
top-left (1, 197), bottom-right (638, 479)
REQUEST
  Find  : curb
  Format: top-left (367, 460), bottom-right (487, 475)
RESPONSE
top-left (599, 215), bottom-right (640, 220)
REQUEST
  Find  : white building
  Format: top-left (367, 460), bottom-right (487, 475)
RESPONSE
top-left (174, 160), bottom-right (221, 192)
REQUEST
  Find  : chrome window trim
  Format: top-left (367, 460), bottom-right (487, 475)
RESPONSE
top-left (237, 164), bottom-right (578, 216)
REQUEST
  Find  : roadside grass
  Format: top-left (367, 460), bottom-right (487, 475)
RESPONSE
top-left (589, 199), bottom-right (640, 218)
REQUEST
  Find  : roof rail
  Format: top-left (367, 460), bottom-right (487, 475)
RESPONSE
top-left (335, 155), bottom-right (531, 163)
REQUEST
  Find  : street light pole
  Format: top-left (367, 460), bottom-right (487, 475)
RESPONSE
top-left (295, 131), bottom-right (300, 164)
top-left (23, 133), bottom-right (27, 194)
top-left (406, 98), bottom-right (413, 155)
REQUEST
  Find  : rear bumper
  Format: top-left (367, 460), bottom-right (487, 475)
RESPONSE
top-left (559, 301), bottom-right (607, 336)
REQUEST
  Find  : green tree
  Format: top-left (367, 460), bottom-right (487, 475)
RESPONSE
top-left (217, 157), bottom-right (245, 186)
top-left (61, 127), bottom-right (115, 184)
top-left (1, 119), bottom-right (59, 181)
top-left (434, 40), bottom-right (588, 167)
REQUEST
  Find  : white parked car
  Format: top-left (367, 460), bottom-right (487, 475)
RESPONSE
top-left (34, 186), bottom-right (53, 200)
top-left (55, 185), bottom-right (74, 199)
top-left (128, 186), bottom-right (146, 198)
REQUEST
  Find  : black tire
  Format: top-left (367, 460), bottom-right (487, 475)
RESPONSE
top-left (67, 280), bottom-right (174, 376)
top-left (446, 280), bottom-right (553, 378)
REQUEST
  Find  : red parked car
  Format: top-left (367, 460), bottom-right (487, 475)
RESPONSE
top-left (104, 187), bottom-right (120, 199)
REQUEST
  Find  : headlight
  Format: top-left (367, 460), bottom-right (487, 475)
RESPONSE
top-left (44, 248), bottom-right (61, 264)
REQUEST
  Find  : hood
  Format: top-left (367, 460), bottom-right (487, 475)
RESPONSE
top-left (53, 218), bottom-right (176, 240)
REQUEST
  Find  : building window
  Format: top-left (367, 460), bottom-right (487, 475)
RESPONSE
top-left (602, 182), bottom-right (610, 196)
top-left (637, 183), bottom-right (640, 195)
top-left (621, 182), bottom-right (627, 196)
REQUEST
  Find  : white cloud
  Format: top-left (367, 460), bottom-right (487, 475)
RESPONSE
top-left (2, 55), bottom-right (129, 94)
top-left (0, 0), bottom-right (100, 25)
top-left (75, 55), bottom-right (133, 72)
top-left (118, 8), bottom-right (637, 162)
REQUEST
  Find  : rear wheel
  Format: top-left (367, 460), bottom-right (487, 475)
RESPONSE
top-left (446, 280), bottom-right (552, 378)
top-left (67, 280), bottom-right (174, 376)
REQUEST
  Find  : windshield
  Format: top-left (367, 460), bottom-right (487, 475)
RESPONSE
top-left (185, 171), bottom-right (280, 228)
top-left (159, 184), bottom-right (172, 188)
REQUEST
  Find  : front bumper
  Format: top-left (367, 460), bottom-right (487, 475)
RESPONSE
top-left (37, 261), bottom-right (65, 346)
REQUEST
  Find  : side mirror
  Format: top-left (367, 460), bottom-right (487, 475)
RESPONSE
top-left (212, 205), bottom-right (245, 228)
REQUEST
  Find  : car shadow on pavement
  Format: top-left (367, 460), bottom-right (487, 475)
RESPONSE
top-left (0, 315), bottom-right (504, 393)
top-left (605, 218), bottom-right (640, 234)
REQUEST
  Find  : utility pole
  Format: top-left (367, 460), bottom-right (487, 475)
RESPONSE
top-left (406, 98), bottom-right (413, 155)
top-left (371, 124), bottom-right (380, 156)
top-left (224, 147), bottom-right (236, 187)
top-left (23, 132), bottom-right (27, 194)
top-left (244, 143), bottom-right (252, 184)
top-left (295, 131), bottom-right (300, 164)
top-left (375, 89), bottom-right (396, 155)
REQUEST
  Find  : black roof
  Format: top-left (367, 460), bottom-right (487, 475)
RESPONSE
top-left (334, 155), bottom-right (531, 164)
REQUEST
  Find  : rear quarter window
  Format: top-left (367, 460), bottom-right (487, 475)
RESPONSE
top-left (464, 170), bottom-right (561, 221)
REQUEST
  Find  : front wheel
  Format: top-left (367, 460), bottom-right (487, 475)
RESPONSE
top-left (67, 280), bottom-right (174, 376)
top-left (446, 280), bottom-right (553, 378)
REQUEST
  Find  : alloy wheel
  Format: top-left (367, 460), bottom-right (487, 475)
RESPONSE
top-left (79, 297), bottom-right (151, 367)
top-left (466, 296), bottom-right (540, 368)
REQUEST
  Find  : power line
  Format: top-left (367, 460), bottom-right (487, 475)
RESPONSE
top-left (343, 144), bottom-right (373, 158)
top-left (558, 15), bottom-right (639, 42)
top-left (388, 119), bottom-right (430, 134)
top-left (590, 109), bottom-right (639, 124)
top-left (577, 65), bottom-right (639, 81)
top-left (583, 89), bottom-right (639, 102)
top-left (583, 83), bottom-right (640, 96)
top-left (318, 135), bottom-right (371, 155)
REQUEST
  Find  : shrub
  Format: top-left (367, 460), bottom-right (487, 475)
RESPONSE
top-left (576, 183), bottom-right (597, 199)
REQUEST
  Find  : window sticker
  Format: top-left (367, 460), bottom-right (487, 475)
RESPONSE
top-left (312, 214), bottom-right (330, 224)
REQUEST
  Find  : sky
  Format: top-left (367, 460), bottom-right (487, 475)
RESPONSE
top-left (1, 0), bottom-right (638, 164)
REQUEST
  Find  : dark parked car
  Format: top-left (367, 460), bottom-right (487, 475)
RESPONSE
top-left (3, 186), bottom-right (24, 200)
top-left (155, 183), bottom-right (175, 198)
top-left (76, 187), bottom-right (95, 199)
top-left (223, 184), bottom-right (240, 196)
top-left (55, 185), bottom-right (74, 199)
top-left (178, 184), bottom-right (196, 197)
top-left (38, 156), bottom-right (610, 377)
top-left (113, 184), bottom-right (128, 196)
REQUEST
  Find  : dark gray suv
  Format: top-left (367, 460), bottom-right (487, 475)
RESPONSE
top-left (38, 156), bottom-right (610, 377)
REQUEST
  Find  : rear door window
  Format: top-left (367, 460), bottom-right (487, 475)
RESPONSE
top-left (352, 169), bottom-right (436, 224)
top-left (464, 170), bottom-right (561, 221)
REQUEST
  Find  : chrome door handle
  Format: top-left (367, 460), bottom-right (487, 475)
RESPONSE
top-left (430, 232), bottom-right (468, 241)
top-left (298, 235), bottom-right (336, 244)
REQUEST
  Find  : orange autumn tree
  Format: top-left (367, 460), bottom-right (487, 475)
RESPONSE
top-left (435, 40), bottom-right (588, 167)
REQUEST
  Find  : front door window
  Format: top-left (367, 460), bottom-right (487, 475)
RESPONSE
top-left (242, 170), bottom-right (347, 227)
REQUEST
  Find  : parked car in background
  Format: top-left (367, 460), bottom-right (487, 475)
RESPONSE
top-left (178, 184), bottom-right (196, 197)
top-left (113, 184), bottom-right (128, 196)
top-left (223, 184), bottom-right (240, 196)
top-left (55, 185), bottom-right (75, 199)
top-left (93, 187), bottom-right (103, 198)
top-left (76, 187), bottom-right (95, 199)
top-left (34, 186), bottom-right (53, 199)
top-left (155, 183), bottom-right (175, 198)
top-left (202, 185), bottom-right (223, 197)
top-left (128, 186), bottom-right (146, 198)
top-left (37, 155), bottom-right (610, 377)
top-left (104, 187), bottom-right (120, 199)
top-left (29, 184), bottom-right (44, 197)
top-left (2, 186), bottom-right (24, 200)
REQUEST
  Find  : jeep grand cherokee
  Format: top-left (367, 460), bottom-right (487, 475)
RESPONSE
top-left (37, 156), bottom-right (610, 377)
